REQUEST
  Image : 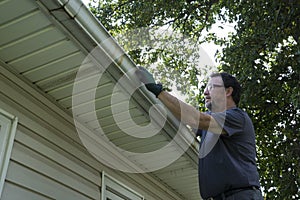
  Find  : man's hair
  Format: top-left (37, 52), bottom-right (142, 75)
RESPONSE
top-left (210, 72), bottom-right (242, 105)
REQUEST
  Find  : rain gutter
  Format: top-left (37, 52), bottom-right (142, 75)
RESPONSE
top-left (37, 0), bottom-right (199, 165)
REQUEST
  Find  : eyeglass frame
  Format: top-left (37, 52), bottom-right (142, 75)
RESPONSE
top-left (205, 84), bottom-right (225, 92)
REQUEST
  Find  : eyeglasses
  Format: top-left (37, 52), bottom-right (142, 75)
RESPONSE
top-left (205, 84), bottom-right (224, 91)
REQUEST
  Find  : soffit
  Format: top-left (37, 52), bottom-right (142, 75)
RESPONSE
top-left (0, 0), bottom-right (200, 199)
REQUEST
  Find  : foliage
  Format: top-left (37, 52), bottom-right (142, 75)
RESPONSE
top-left (218, 1), bottom-right (300, 199)
top-left (88, 0), bottom-right (300, 199)
top-left (88, 0), bottom-right (219, 106)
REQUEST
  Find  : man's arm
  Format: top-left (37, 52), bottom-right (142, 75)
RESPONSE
top-left (135, 66), bottom-right (225, 134)
top-left (157, 91), bottom-right (225, 134)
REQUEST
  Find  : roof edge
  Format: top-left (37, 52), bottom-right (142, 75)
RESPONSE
top-left (37, 0), bottom-right (198, 164)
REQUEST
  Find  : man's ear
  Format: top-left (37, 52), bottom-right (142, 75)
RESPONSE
top-left (226, 87), bottom-right (233, 97)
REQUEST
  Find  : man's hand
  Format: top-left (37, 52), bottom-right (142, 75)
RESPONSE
top-left (135, 66), bottom-right (163, 97)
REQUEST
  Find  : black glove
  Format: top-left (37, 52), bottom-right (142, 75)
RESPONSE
top-left (135, 66), bottom-right (163, 97)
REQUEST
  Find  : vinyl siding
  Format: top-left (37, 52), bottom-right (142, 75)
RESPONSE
top-left (0, 65), bottom-right (185, 200)
top-left (3, 127), bottom-right (100, 200)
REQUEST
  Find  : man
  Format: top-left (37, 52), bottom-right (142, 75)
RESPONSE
top-left (136, 67), bottom-right (263, 200)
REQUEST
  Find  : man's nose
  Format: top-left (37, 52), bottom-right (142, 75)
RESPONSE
top-left (204, 87), bottom-right (209, 95)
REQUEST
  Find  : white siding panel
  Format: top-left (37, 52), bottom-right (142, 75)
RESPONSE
top-left (2, 181), bottom-right (53, 200)
top-left (0, 10), bottom-right (51, 48)
top-left (99, 115), bottom-right (148, 133)
top-left (0, 26), bottom-right (66, 62)
top-left (10, 142), bottom-right (99, 199)
top-left (0, 101), bottom-right (104, 200)
top-left (6, 161), bottom-right (94, 200)
top-left (51, 79), bottom-right (113, 106)
top-left (118, 139), bottom-right (168, 153)
top-left (8, 40), bottom-right (80, 72)
top-left (36, 67), bottom-right (79, 93)
top-left (74, 92), bottom-right (129, 119)
top-left (0, 0), bottom-right (38, 25)
top-left (14, 126), bottom-right (101, 187)
top-left (22, 51), bottom-right (86, 82)
top-left (82, 103), bottom-right (138, 126)
top-left (100, 108), bottom-right (144, 129)
top-left (48, 71), bottom-right (112, 102)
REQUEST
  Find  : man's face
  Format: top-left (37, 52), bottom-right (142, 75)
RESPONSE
top-left (204, 76), bottom-right (226, 112)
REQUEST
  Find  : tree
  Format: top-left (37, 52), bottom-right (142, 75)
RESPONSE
top-left (218, 1), bottom-right (300, 199)
top-left (89, 0), bottom-right (219, 106)
top-left (88, 0), bottom-right (300, 199)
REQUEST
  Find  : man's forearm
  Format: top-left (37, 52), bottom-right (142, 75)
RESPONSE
top-left (157, 91), bottom-right (224, 134)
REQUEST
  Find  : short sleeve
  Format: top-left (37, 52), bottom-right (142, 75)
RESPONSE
top-left (211, 108), bottom-right (245, 136)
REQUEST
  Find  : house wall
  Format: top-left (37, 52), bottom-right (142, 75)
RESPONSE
top-left (0, 66), bottom-right (182, 200)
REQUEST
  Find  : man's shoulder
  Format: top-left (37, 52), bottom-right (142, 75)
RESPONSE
top-left (226, 107), bottom-right (249, 118)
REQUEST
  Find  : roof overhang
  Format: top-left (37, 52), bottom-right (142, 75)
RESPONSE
top-left (0, 0), bottom-right (200, 199)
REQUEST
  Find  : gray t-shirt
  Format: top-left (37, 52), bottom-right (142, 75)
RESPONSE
top-left (197, 107), bottom-right (261, 198)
